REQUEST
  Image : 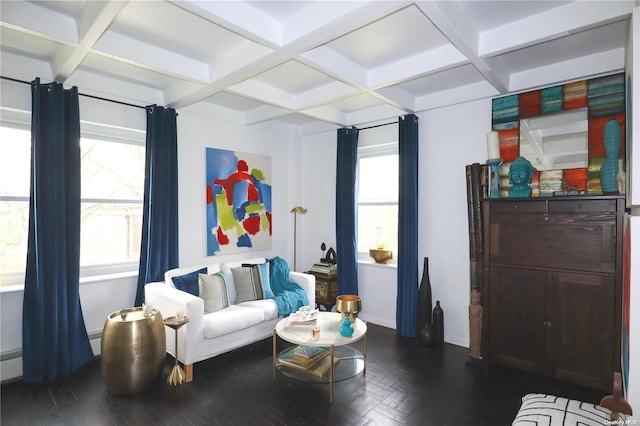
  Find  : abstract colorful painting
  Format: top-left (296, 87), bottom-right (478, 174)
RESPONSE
top-left (206, 148), bottom-right (272, 255)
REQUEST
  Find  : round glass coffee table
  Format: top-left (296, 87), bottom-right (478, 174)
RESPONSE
top-left (273, 311), bottom-right (367, 403)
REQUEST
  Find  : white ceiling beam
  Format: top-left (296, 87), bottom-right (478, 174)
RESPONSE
top-left (509, 48), bottom-right (625, 93)
top-left (93, 31), bottom-right (210, 83)
top-left (479, 1), bottom-right (634, 57)
top-left (53, 1), bottom-right (127, 82)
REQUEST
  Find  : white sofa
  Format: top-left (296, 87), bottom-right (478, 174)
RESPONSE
top-left (144, 257), bottom-right (315, 382)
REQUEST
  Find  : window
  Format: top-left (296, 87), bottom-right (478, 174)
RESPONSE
top-left (356, 143), bottom-right (398, 261)
top-left (0, 122), bottom-right (145, 287)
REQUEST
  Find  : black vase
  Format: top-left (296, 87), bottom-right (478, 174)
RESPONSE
top-left (432, 301), bottom-right (444, 346)
top-left (418, 323), bottom-right (437, 348)
top-left (417, 257), bottom-right (435, 347)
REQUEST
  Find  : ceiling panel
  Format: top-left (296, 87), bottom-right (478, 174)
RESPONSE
top-left (245, 1), bottom-right (313, 22)
top-left (325, 5), bottom-right (450, 69)
top-left (489, 20), bottom-right (629, 73)
top-left (458, 1), bottom-right (571, 31)
top-left (109, 1), bottom-right (251, 65)
top-left (397, 64), bottom-right (486, 97)
top-left (203, 91), bottom-right (266, 112)
top-left (252, 60), bottom-right (337, 94)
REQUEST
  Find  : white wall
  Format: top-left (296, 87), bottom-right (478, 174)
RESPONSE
top-left (298, 100), bottom-right (489, 345)
top-left (417, 99), bottom-right (490, 346)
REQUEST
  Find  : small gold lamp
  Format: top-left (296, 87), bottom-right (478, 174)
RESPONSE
top-left (336, 294), bottom-right (362, 323)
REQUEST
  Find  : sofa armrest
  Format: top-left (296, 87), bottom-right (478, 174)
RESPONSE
top-left (144, 282), bottom-right (204, 335)
top-left (290, 271), bottom-right (315, 307)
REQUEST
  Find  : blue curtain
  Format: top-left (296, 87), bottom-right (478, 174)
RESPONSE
top-left (134, 105), bottom-right (179, 306)
top-left (396, 114), bottom-right (419, 338)
top-left (22, 79), bottom-right (94, 383)
top-left (336, 127), bottom-right (359, 295)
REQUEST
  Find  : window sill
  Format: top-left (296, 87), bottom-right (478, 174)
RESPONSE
top-left (358, 260), bottom-right (397, 269)
top-left (0, 271), bottom-right (138, 293)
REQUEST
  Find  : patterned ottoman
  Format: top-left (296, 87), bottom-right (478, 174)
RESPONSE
top-left (512, 393), bottom-right (629, 426)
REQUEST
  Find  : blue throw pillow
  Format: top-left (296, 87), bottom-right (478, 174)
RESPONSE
top-left (172, 268), bottom-right (207, 296)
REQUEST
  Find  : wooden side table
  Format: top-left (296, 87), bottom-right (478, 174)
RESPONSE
top-left (307, 270), bottom-right (338, 311)
top-left (164, 315), bottom-right (189, 386)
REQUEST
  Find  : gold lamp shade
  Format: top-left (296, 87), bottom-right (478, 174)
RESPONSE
top-left (336, 294), bottom-right (362, 323)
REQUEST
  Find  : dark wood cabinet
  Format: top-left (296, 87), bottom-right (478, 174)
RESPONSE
top-left (306, 270), bottom-right (338, 311)
top-left (483, 196), bottom-right (624, 391)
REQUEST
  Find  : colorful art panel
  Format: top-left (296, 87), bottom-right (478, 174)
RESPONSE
top-left (541, 86), bottom-right (563, 113)
top-left (205, 148), bottom-right (272, 256)
top-left (563, 80), bottom-right (587, 110)
top-left (519, 90), bottom-right (541, 118)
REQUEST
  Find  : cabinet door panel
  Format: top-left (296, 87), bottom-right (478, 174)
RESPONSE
top-left (546, 272), bottom-right (615, 391)
top-left (489, 219), bottom-right (616, 273)
top-left (489, 266), bottom-right (546, 373)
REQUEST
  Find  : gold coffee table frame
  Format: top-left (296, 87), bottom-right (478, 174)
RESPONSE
top-left (164, 315), bottom-right (189, 386)
top-left (273, 311), bottom-right (367, 403)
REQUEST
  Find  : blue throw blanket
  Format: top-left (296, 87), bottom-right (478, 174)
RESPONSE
top-left (268, 256), bottom-right (309, 316)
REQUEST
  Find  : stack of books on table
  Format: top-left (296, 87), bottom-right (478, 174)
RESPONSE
top-left (278, 345), bottom-right (339, 377)
top-left (310, 262), bottom-right (337, 276)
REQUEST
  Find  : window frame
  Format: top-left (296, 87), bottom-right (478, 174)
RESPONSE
top-left (0, 113), bottom-right (146, 288)
top-left (356, 141), bottom-right (399, 264)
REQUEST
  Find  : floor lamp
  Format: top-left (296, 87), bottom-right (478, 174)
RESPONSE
top-left (290, 206), bottom-right (307, 271)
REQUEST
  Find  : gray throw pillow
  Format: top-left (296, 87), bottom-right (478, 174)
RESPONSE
top-left (198, 272), bottom-right (231, 313)
top-left (231, 265), bottom-right (265, 303)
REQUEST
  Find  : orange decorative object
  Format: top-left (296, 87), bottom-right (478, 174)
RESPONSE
top-left (498, 128), bottom-right (519, 162)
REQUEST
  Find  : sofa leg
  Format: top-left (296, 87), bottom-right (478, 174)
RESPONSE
top-left (184, 363), bottom-right (193, 382)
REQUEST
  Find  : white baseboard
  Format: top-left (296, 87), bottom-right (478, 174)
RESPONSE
top-left (0, 332), bottom-right (102, 383)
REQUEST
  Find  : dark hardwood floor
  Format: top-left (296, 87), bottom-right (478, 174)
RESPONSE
top-left (1, 323), bottom-right (606, 425)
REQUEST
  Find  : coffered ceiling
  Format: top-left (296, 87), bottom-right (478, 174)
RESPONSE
top-left (0, 1), bottom-right (634, 134)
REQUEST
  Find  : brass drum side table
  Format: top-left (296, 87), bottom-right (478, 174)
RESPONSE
top-left (101, 307), bottom-right (165, 395)
top-left (164, 315), bottom-right (189, 386)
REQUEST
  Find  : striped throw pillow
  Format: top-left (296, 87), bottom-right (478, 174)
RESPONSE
top-left (198, 272), bottom-right (231, 313)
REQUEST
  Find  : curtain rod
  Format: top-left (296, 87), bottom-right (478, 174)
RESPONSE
top-left (358, 120), bottom-right (397, 131)
top-left (1, 75), bottom-right (147, 110)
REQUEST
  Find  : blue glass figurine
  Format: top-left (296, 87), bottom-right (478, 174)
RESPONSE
top-left (508, 156), bottom-right (535, 198)
top-left (339, 317), bottom-right (354, 337)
